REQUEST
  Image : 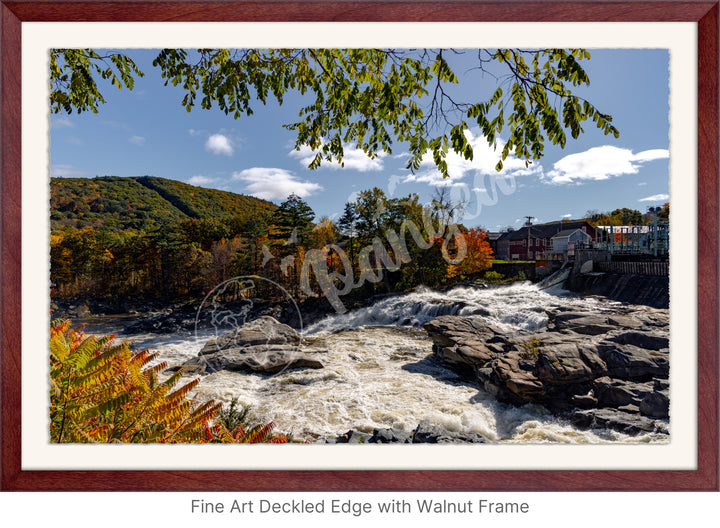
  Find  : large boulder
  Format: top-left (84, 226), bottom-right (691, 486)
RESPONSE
top-left (179, 316), bottom-right (323, 375)
top-left (199, 316), bottom-right (301, 354)
top-left (423, 316), bottom-right (511, 372)
top-left (595, 342), bottom-right (669, 380)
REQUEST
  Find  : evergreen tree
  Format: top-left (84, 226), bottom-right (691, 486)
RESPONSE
top-left (274, 193), bottom-right (315, 246)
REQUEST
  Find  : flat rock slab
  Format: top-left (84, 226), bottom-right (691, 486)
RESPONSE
top-left (180, 316), bottom-right (323, 375)
top-left (571, 408), bottom-right (668, 436)
top-left (200, 316), bottom-right (300, 355)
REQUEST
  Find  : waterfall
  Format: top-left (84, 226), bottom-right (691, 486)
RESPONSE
top-left (305, 281), bottom-right (600, 335)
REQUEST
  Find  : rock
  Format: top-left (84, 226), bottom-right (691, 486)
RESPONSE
top-left (536, 343), bottom-right (603, 384)
top-left (182, 346), bottom-right (324, 375)
top-left (75, 305), bottom-right (91, 318)
top-left (423, 305), bottom-right (669, 436)
top-left (325, 423), bottom-right (486, 444)
top-left (571, 392), bottom-right (598, 409)
top-left (122, 311), bottom-right (196, 335)
top-left (596, 343), bottom-right (669, 380)
top-left (179, 316), bottom-right (322, 375)
top-left (553, 314), bottom-right (617, 335)
top-left (491, 353), bottom-right (546, 403)
top-left (639, 389), bottom-right (670, 418)
top-left (337, 430), bottom-right (372, 444)
top-left (424, 316), bottom-right (512, 371)
top-left (592, 376), bottom-right (654, 408)
top-left (604, 330), bottom-right (669, 351)
top-left (199, 316), bottom-right (300, 355)
top-left (370, 428), bottom-right (412, 444)
top-left (411, 421), bottom-right (487, 444)
top-left (571, 408), bottom-right (666, 436)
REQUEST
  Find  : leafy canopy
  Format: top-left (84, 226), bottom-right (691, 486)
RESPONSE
top-left (50, 48), bottom-right (619, 177)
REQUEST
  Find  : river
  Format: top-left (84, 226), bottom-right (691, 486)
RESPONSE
top-left (80, 281), bottom-right (669, 444)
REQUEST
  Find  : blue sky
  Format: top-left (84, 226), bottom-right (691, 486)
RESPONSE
top-left (50, 48), bottom-right (670, 231)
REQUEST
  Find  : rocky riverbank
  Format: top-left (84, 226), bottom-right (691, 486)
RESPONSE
top-left (53, 295), bottom-right (337, 336)
top-left (423, 306), bottom-right (670, 436)
top-left (318, 421), bottom-right (489, 444)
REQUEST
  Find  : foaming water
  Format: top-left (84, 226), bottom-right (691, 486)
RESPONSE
top-left (306, 282), bottom-right (618, 335)
top-left (87, 283), bottom-right (665, 444)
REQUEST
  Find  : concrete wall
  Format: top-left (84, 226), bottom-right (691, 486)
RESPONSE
top-left (566, 272), bottom-right (669, 308)
top-left (489, 262), bottom-right (537, 281)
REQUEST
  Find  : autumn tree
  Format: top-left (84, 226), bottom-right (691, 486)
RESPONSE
top-left (446, 227), bottom-right (494, 279)
top-left (51, 48), bottom-right (618, 179)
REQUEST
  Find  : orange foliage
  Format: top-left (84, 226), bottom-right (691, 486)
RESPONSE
top-left (446, 227), bottom-right (494, 279)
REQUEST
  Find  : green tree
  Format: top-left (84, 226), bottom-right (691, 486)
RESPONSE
top-left (273, 193), bottom-right (316, 246)
top-left (609, 207), bottom-right (644, 225)
top-left (50, 48), bottom-right (618, 178)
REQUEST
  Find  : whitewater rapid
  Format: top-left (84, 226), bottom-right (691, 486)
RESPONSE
top-left (95, 282), bottom-right (667, 444)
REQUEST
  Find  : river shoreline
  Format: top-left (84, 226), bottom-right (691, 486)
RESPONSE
top-left (55, 280), bottom-right (670, 443)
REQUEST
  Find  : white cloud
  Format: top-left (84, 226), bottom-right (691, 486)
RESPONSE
top-left (289, 143), bottom-right (386, 172)
top-left (544, 146), bottom-right (669, 185)
top-left (205, 134), bottom-right (234, 156)
top-left (51, 117), bottom-right (74, 129)
top-left (187, 175), bottom-right (218, 187)
top-left (51, 164), bottom-right (87, 178)
top-left (129, 135), bottom-right (145, 146)
top-left (233, 167), bottom-right (323, 200)
top-left (562, 213), bottom-right (573, 219)
top-left (403, 129), bottom-right (542, 187)
top-left (639, 193), bottom-right (670, 202)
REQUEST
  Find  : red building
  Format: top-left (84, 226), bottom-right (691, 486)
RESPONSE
top-left (496, 220), bottom-right (596, 261)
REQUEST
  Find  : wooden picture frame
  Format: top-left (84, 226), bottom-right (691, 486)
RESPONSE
top-left (1, 0), bottom-right (717, 491)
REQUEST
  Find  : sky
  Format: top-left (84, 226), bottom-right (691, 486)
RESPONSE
top-left (49, 48), bottom-right (670, 232)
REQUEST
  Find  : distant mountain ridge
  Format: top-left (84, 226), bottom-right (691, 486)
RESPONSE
top-left (50, 175), bottom-right (277, 230)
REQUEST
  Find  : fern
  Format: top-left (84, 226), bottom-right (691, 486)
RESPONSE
top-left (49, 319), bottom-right (288, 444)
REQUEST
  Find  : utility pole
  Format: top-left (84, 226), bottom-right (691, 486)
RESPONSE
top-left (524, 216), bottom-right (533, 260)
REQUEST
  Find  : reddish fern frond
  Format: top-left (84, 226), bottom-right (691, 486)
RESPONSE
top-left (129, 348), bottom-right (157, 368)
top-left (164, 377), bottom-right (201, 403)
top-left (79, 343), bottom-right (129, 375)
top-left (50, 318), bottom-right (290, 445)
top-left (239, 422), bottom-right (275, 444)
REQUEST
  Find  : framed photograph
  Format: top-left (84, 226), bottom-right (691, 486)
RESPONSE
top-left (1, 1), bottom-right (717, 491)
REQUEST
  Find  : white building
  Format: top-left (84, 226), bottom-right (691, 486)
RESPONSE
top-left (551, 228), bottom-right (592, 255)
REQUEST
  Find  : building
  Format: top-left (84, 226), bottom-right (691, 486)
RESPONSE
top-left (496, 220), bottom-right (596, 261)
top-left (551, 228), bottom-right (592, 256)
top-left (486, 231), bottom-right (503, 257)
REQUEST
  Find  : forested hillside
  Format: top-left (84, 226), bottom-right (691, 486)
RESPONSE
top-left (50, 178), bottom-right (493, 311)
top-left (50, 176), bottom-right (276, 231)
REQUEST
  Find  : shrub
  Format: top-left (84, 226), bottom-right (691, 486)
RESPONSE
top-left (518, 337), bottom-right (543, 360)
top-left (49, 319), bottom-right (287, 444)
top-left (484, 270), bottom-right (505, 283)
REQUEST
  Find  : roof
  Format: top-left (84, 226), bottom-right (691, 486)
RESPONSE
top-left (551, 228), bottom-right (589, 239)
top-left (499, 221), bottom-right (594, 241)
